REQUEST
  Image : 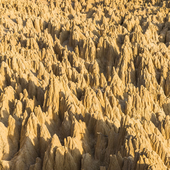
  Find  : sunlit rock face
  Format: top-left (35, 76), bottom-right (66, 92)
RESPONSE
top-left (0, 0), bottom-right (170, 169)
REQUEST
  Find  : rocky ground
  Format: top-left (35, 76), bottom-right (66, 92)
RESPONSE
top-left (0, 0), bottom-right (170, 169)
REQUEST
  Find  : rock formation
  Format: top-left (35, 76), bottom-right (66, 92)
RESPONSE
top-left (0, 0), bottom-right (170, 169)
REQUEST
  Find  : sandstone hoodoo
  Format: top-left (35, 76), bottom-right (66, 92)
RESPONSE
top-left (0, 0), bottom-right (170, 170)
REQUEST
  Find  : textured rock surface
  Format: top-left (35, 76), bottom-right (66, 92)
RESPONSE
top-left (0, 0), bottom-right (170, 169)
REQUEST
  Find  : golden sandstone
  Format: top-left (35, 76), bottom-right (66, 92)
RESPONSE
top-left (0, 0), bottom-right (170, 169)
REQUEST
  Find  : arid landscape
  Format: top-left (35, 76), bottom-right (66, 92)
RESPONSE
top-left (0, 0), bottom-right (170, 169)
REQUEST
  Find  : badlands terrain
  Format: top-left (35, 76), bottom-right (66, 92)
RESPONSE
top-left (0, 0), bottom-right (170, 169)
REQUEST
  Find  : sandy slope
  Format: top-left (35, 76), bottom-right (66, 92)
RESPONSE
top-left (0, 0), bottom-right (170, 169)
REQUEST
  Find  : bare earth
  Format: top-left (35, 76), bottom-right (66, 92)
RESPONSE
top-left (0, 0), bottom-right (170, 169)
